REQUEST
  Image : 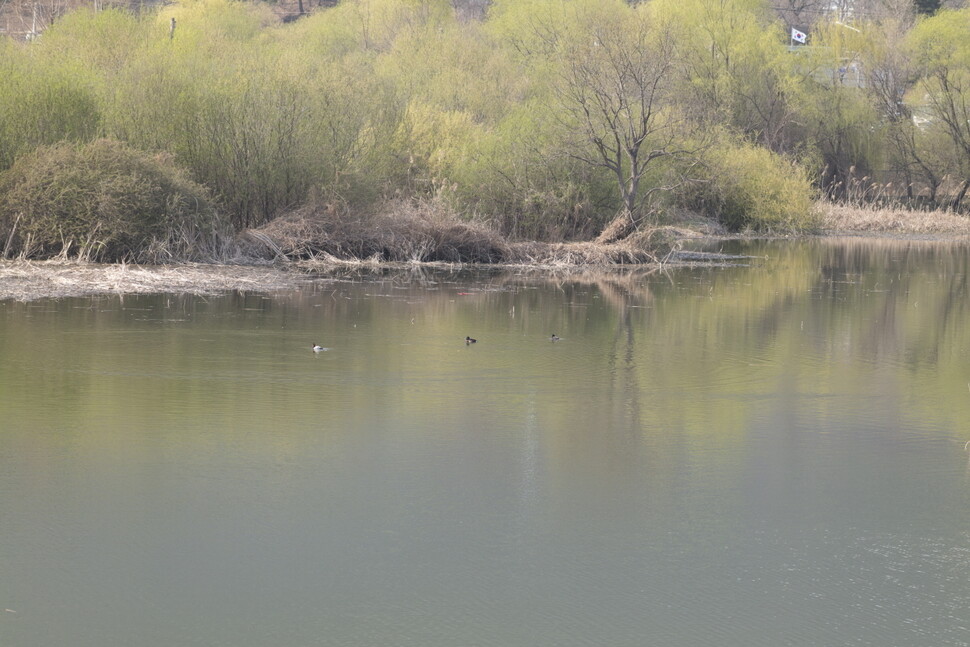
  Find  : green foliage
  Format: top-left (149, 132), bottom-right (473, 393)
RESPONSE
top-left (378, 21), bottom-right (524, 123)
top-left (789, 21), bottom-right (881, 198)
top-left (158, 0), bottom-right (277, 46)
top-left (0, 139), bottom-right (226, 261)
top-left (439, 96), bottom-right (617, 240)
top-left (358, 0), bottom-right (617, 239)
top-left (907, 9), bottom-right (970, 199)
top-left (37, 8), bottom-right (151, 74)
top-left (650, 0), bottom-right (796, 153)
top-left (501, 0), bottom-right (687, 224)
top-left (0, 40), bottom-right (101, 171)
top-left (679, 140), bottom-right (816, 231)
top-left (2, 0), bottom-right (898, 244)
top-left (908, 8), bottom-right (970, 64)
top-left (100, 10), bottom-right (405, 229)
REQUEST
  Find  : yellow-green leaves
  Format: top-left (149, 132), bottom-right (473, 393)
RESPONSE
top-left (0, 41), bottom-right (101, 169)
top-left (0, 0), bottom-right (830, 237)
top-left (908, 8), bottom-right (970, 69)
top-left (651, 0), bottom-right (792, 148)
top-left (697, 140), bottom-right (816, 231)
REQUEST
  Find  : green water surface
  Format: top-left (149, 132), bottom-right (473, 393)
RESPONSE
top-left (2, 238), bottom-right (969, 646)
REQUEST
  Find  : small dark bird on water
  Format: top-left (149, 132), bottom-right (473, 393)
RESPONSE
top-left (550, 334), bottom-right (561, 342)
top-left (465, 336), bottom-right (477, 344)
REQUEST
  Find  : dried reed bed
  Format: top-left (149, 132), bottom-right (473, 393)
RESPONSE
top-left (506, 227), bottom-right (684, 267)
top-left (0, 260), bottom-right (301, 301)
top-left (243, 197), bottom-right (510, 264)
top-left (245, 196), bottom-right (687, 268)
top-left (818, 202), bottom-right (970, 237)
top-left (287, 232), bottom-right (683, 272)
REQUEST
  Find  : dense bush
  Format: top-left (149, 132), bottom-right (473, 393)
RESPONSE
top-left (246, 192), bottom-right (510, 263)
top-left (245, 192), bottom-right (675, 265)
top-left (0, 39), bottom-right (101, 171)
top-left (0, 139), bottom-right (228, 261)
top-left (678, 141), bottom-right (817, 232)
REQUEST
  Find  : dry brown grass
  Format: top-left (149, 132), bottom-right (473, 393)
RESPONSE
top-left (818, 202), bottom-right (970, 237)
top-left (242, 196), bottom-right (510, 264)
top-left (244, 195), bottom-right (691, 268)
top-left (507, 227), bottom-right (685, 266)
top-left (0, 260), bottom-right (301, 301)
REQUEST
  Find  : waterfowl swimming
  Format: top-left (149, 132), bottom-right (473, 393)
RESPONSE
top-left (465, 336), bottom-right (477, 344)
top-left (312, 344), bottom-right (326, 352)
top-left (550, 334), bottom-right (561, 342)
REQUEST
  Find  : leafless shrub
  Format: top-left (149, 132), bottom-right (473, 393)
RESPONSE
top-left (246, 193), bottom-right (689, 267)
top-left (246, 194), bottom-right (510, 264)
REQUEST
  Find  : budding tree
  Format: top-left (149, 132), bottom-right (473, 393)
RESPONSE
top-left (548, 3), bottom-right (686, 239)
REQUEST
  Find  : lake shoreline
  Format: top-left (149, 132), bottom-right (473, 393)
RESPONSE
top-left (0, 261), bottom-right (309, 302)
top-left (816, 202), bottom-right (970, 238)
top-left (3, 203), bottom-right (969, 302)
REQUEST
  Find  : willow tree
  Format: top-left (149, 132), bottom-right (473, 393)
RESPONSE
top-left (857, 17), bottom-right (946, 202)
top-left (908, 8), bottom-right (970, 208)
top-left (0, 38), bottom-right (101, 171)
top-left (546, 2), bottom-right (687, 240)
top-left (651, 0), bottom-right (797, 154)
top-left (790, 20), bottom-right (880, 200)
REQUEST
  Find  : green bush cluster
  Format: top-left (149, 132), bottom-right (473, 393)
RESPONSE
top-left (681, 141), bottom-right (817, 232)
top-left (0, 39), bottom-right (101, 170)
top-left (0, 139), bottom-right (226, 262)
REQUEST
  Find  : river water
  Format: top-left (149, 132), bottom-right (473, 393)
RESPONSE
top-left (2, 238), bottom-right (969, 646)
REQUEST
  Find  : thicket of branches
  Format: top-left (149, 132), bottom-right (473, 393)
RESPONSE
top-left (1, 0), bottom-right (969, 260)
top-left (0, 138), bottom-right (227, 261)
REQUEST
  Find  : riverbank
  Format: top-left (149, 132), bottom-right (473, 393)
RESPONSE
top-left (817, 202), bottom-right (970, 238)
top-left (0, 261), bottom-right (306, 301)
top-left (2, 201), bottom-right (969, 302)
